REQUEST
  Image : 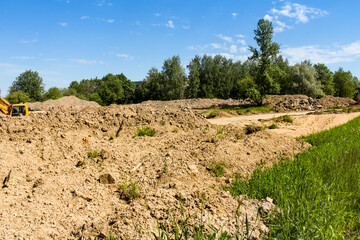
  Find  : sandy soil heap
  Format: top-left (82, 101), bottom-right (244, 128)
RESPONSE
top-left (0, 96), bottom-right (358, 239)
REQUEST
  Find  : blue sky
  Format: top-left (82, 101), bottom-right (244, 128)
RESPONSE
top-left (1, 0), bottom-right (360, 95)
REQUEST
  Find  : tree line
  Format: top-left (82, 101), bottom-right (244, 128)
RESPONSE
top-left (5, 18), bottom-right (360, 105)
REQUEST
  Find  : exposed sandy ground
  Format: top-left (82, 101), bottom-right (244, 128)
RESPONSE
top-left (209, 112), bottom-right (360, 138)
top-left (0, 97), bottom-right (359, 239)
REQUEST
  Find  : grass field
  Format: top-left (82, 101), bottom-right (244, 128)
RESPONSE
top-left (231, 116), bottom-right (360, 239)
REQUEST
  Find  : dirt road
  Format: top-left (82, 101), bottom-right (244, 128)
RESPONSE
top-left (208, 111), bottom-right (313, 125)
top-left (209, 112), bottom-right (360, 138)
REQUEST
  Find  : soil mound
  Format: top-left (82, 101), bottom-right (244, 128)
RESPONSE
top-left (316, 95), bottom-right (356, 108)
top-left (264, 95), bottom-right (356, 111)
top-left (26, 96), bottom-right (101, 110)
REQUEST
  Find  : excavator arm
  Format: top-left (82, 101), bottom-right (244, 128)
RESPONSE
top-left (0, 97), bottom-right (10, 115)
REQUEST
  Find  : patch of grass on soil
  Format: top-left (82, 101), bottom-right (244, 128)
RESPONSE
top-left (274, 115), bottom-right (293, 124)
top-left (244, 124), bottom-right (263, 134)
top-left (134, 126), bottom-right (156, 137)
top-left (230, 116), bottom-right (360, 239)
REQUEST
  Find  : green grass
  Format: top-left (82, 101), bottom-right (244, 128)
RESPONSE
top-left (118, 180), bottom-right (141, 201)
top-left (274, 115), bottom-right (293, 124)
top-left (204, 106), bottom-right (273, 118)
top-left (134, 126), bottom-right (157, 137)
top-left (209, 161), bottom-right (227, 177)
top-left (235, 106), bottom-right (272, 115)
top-left (244, 124), bottom-right (263, 134)
top-left (230, 116), bottom-right (360, 239)
top-left (87, 151), bottom-right (99, 158)
top-left (206, 111), bottom-right (218, 119)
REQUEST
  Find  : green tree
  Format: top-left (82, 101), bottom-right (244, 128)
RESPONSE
top-left (249, 18), bottom-right (280, 102)
top-left (10, 70), bottom-right (45, 101)
top-left (289, 62), bottom-right (324, 98)
top-left (187, 55), bottom-right (201, 98)
top-left (333, 68), bottom-right (355, 98)
top-left (314, 63), bottom-right (335, 95)
top-left (43, 87), bottom-right (63, 100)
top-left (162, 55), bottom-right (186, 100)
top-left (6, 91), bottom-right (32, 104)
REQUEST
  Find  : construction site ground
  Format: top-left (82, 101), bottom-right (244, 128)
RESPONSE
top-left (0, 95), bottom-right (359, 239)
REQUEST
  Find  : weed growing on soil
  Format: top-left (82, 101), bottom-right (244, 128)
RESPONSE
top-left (266, 124), bottom-right (278, 129)
top-left (134, 126), bottom-right (156, 137)
top-left (236, 106), bottom-right (272, 115)
top-left (209, 161), bottom-right (227, 177)
top-left (161, 120), bottom-right (166, 126)
top-left (231, 116), bottom-right (360, 239)
top-left (118, 180), bottom-right (141, 201)
top-left (244, 124), bottom-right (263, 134)
top-left (206, 111), bottom-right (218, 119)
top-left (274, 115), bottom-right (293, 124)
top-left (75, 160), bottom-right (86, 167)
top-left (151, 215), bottom-right (233, 240)
top-left (88, 151), bottom-right (99, 158)
top-left (172, 128), bottom-right (179, 133)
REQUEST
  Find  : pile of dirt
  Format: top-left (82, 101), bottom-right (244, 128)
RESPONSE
top-left (141, 98), bottom-right (251, 110)
top-left (263, 95), bottom-right (356, 111)
top-left (263, 95), bottom-right (322, 111)
top-left (316, 95), bottom-right (357, 108)
top-left (1, 97), bottom-right (358, 239)
top-left (26, 96), bottom-right (101, 110)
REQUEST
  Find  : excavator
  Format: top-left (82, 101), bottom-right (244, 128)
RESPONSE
top-left (0, 97), bottom-right (29, 116)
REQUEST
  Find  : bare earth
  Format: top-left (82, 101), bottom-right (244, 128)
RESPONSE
top-left (1, 97), bottom-right (359, 239)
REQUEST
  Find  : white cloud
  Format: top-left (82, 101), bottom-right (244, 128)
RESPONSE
top-left (217, 34), bottom-right (232, 43)
top-left (165, 20), bottom-right (175, 29)
top-left (210, 43), bottom-right (223, 49)
top-left (19, 39), bottom-right (38, 44)
top-left (264, 14), bottom-right (273, 22)
top-left (230, 44), bottom-right (237, 53)
top-left (265, 2), bottom-right (328, 33)
top-left (11, 56), bottom-right (34, 60)
top-left (81, 16), bottom-right (90, 20)
top-left (59, 22), bottom-right (68, 27)
top-left (237, 39), bottom-right (246, 46)
top-left (107, 19), bottom-right (115, 23)
top-left (235, 34), bottom-right (245, 38)
top-left (232, 12), bottom-right (238, 19)
top-left (97, 0), bottom-right (112, 6)
top-left (154, 13), bottom-right (161, 17)
top-left (43, 58), bottom-right (59, 62)
top-left (117, 54), bottom-right (134, 60)
top-left (271, 2), bottom-right (328, 24)
top-left (182, 25), bottom-right (190, 30)
top-left (70, 59), bottom-right (102, 64)
top-left (282, 41), bottom-right (360, 65)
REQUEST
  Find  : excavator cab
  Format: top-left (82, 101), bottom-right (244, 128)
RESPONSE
top-left (11, 105), bottom-right (28, 116)
top-left (0, 97), bottom-right (29, 116)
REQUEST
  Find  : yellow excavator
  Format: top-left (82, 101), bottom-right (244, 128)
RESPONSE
top-left (0, 97), bottom-right (29, 116)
